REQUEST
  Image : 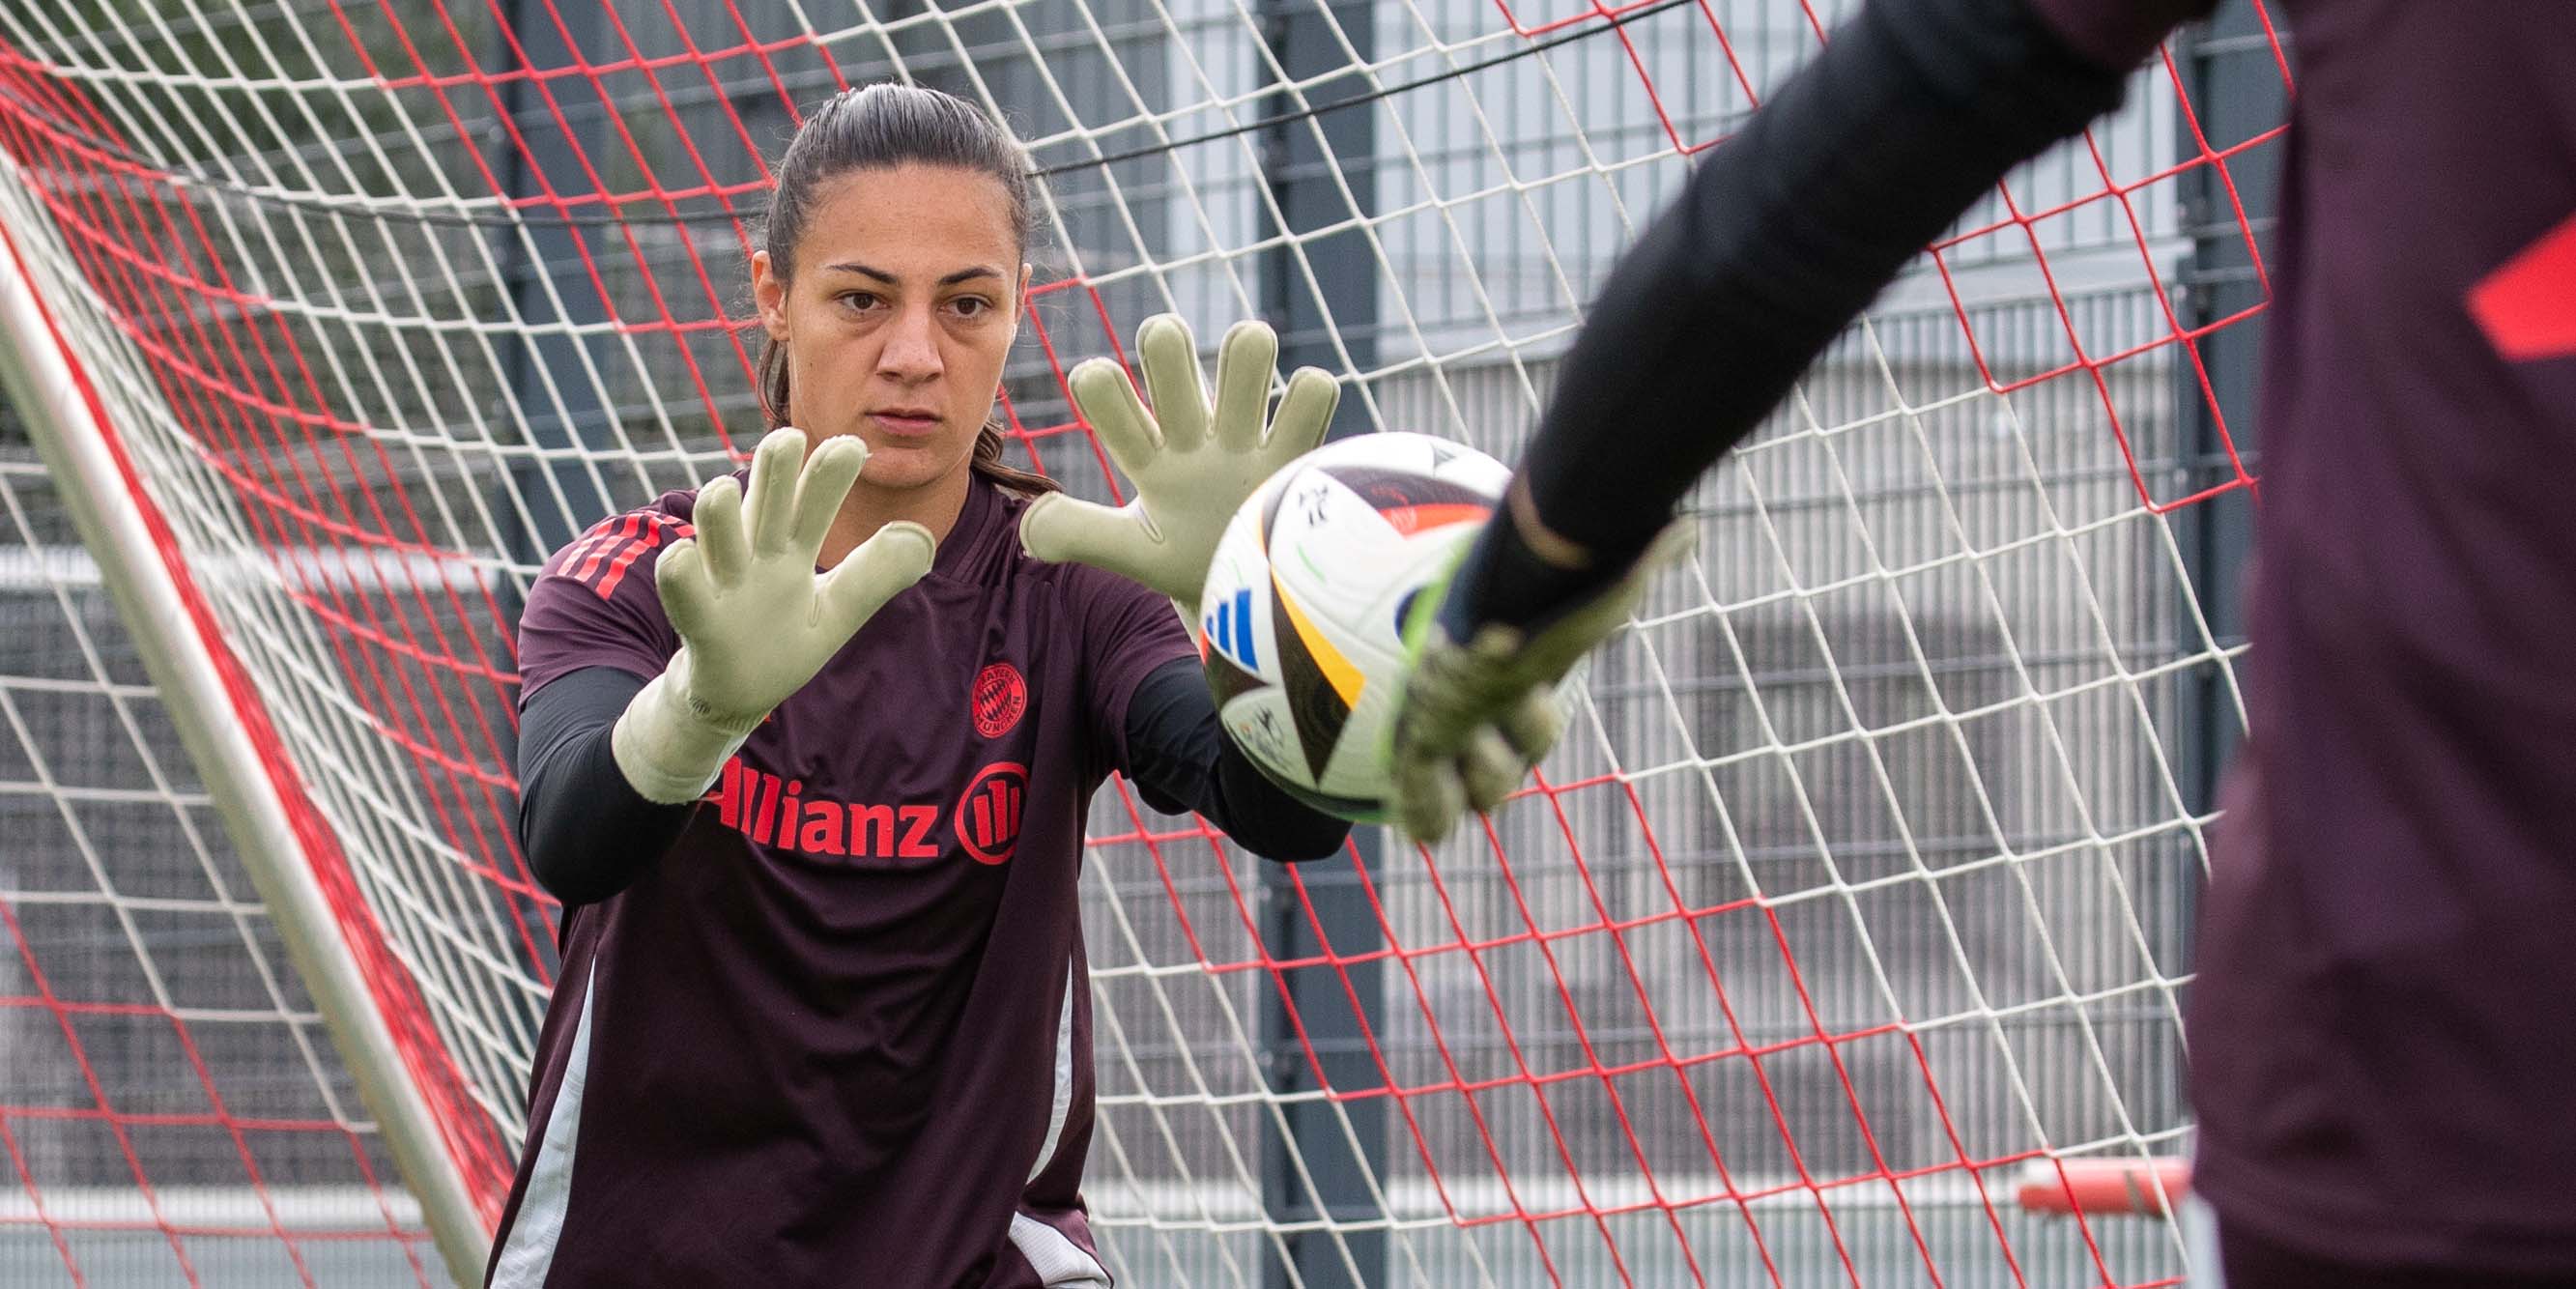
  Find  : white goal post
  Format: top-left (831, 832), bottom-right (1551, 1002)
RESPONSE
top-left (0, 209), bottom-right (489, 1287)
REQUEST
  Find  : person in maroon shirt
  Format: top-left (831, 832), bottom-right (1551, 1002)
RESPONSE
top-left (490, 84), bottom-right (1349, 1287)
top-left (1388, 1), bottom-right (2576, 1285)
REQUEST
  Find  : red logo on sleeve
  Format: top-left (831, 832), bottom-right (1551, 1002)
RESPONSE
top-left (972, 662), bottom-right (1028, 738)
top-left (956, 762), bottom-right (1028, 865)
top-left (2469, 212), bottom-right (2576, 361)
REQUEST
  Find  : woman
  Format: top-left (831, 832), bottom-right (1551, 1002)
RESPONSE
top-left (492, 83), bottom-right (1350, 1288)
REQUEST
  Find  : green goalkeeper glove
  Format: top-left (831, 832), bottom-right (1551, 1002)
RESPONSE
top-left (1388, 519), bottom-right (1693, 844)
top-left (611, 427), bottom-right (935, 803)
top-left (1018, 313), bottom-right (1339, 624)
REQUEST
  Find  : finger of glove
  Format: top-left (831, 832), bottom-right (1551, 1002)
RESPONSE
top-left (818, 520), bottom-right (935, 636)
top-left (1209, 319), bottom-right (1280, 454)
top-left (1498, 689), bottom-right (1565, 763)
top-left (1459, 725), bottom-right (1531, 816)
top-left (1640, 516), bottom-right (1700, 573)
top-left (653, 538), bottom-right (717, 640)
top-left (1398, 644), bottom-right (1501, 762)
top-left (1136, 314), bottom-right (1212, 453)
top-left (1394, 758), bottom-right (1468, 845)
top-left (1069, 358), bottom-right (1163, 475)
top-left (691, 474), bottom-right (749, 587)
top-left (744, 426), bottom-right (809, 557)
top-left (789, 434), bottom-right (869, 558)
top-left (1017, 493), bottom-right (1164, 584)
top-left (1263, 366), bottom-right (1340, 468)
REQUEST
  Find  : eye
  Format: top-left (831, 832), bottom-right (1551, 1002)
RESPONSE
top-left (835, 290), bottom-right (883, 313)
top-left (949, 295), bottom-right (997, 320)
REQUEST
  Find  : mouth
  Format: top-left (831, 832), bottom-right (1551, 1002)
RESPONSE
top-left (867, 408), bottom-right (943, 438)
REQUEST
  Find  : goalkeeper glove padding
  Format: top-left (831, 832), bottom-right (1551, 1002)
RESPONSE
top-left (611, 427), bottom-right (934, 804)
top-left (1017, 313), bottom-right (1338, 626)
top-left (1387, 516), bottom-right (1693, 844)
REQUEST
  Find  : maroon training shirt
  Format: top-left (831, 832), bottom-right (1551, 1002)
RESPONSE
top-left (489, 475), bottom-right (1194, 1287)
top-left (2035, 0), bottom-right (2576, 1272)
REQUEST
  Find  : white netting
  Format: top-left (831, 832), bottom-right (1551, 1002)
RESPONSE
top-left (0, 0), bottom-right (2276, 1283)
top-left (0, 444), bottom-right (434, 1285)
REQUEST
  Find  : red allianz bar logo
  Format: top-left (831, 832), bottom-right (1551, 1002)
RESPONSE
top-left (701, 757), bottom-right (1027, 864)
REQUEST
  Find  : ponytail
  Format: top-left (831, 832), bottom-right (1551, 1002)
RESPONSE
top-left (970, 419), bottom-right (1062, 497)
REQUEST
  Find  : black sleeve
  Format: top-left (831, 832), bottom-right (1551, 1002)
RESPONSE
top-left (515, 666), bottom-right (697, 905)
top-left (1122, 658), bottom-right (1352, 863)
top-left (1445, 0), bottom-right (2205, 637)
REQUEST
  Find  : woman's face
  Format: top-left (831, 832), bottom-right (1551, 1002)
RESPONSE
top-left (754, 163), bottom-right (1026, 493)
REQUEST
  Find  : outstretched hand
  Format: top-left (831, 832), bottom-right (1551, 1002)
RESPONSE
top-left (611, 426), bottom-right (934, 803)
top-left (1387, 520), bottom-right (1693, 844)
top-left (1019, 313), bottom-right (1339, 624)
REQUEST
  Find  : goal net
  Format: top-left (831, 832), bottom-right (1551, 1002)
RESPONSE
top-left (0, 444), bottom-right (437, 1284)
top-left (0, 0), bottom-right (2281, 1284)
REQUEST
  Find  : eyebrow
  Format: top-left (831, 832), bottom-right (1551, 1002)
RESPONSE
top-left (820, 262), bottom-right (1005, 287)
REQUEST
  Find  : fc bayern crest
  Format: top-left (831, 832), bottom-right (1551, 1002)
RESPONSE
top-left (972, 662), bottom-right (1027, 738)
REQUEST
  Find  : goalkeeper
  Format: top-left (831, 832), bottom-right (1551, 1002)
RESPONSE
top-left (1389, 1), bottom-right (2576, 1285)
top-left (494, 84), bottom-right (1347, 1288)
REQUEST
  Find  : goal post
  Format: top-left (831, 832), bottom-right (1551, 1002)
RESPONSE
top-left (0, 203), bottom-right (492, 1286)
top-left (0, 0), bottom-right (2279, 1284)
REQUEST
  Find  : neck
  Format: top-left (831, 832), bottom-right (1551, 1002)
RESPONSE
top-left (820, 462), bottom-right (975, 570)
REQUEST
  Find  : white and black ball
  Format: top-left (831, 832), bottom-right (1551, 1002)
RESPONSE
top-left (1197, 432), bottom-right (1527, 821)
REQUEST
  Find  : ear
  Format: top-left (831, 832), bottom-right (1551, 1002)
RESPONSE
top-left (752, 250), bottom-right (791, 342)
top-left (1009, 261), bottom-right (1033, 341)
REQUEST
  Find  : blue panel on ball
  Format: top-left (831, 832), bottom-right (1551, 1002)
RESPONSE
top-left (1205, 586), bottom-right (1258, 673)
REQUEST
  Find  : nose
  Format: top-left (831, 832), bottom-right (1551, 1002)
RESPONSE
top-left (877, 302), bottom-right (943, 385)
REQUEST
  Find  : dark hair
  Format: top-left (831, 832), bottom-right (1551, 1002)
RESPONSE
top-left (758, 83), bottom-right (1058, 498)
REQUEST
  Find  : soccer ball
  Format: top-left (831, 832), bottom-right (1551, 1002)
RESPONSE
top-left (1198, 431), bottom-right (1517, 822)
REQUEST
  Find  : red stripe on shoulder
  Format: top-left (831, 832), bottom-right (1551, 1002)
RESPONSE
top-left (571, 515), bottom-right (644, 586)
top-left (551, 521), bottom-right (620, 583)
top-left (548, 512), bottom-right (690, 596)
top-left (593, 516), bottom-right (690, 599)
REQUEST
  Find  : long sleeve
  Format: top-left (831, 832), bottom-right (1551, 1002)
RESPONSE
top-left (516, 666), bottom-right (696, 905)
top-left (1446, 0), bottom-right (2213, 636)
top-left (1121, 657), bottom-right (1352, 862)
